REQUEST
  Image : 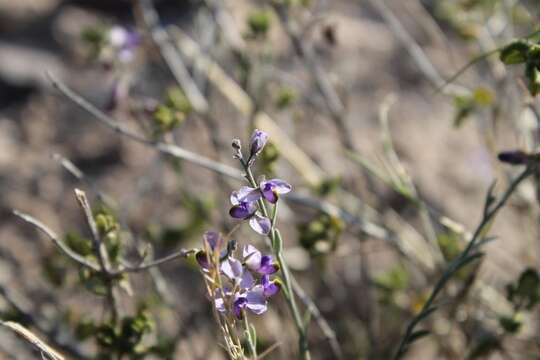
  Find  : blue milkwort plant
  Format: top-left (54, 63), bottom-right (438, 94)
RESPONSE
top-left (196, 129), bottom-right (311, 359)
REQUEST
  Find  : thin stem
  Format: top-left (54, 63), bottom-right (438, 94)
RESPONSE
top-left (393, 166), bottom-right (534, 359)
top-left (242, 161), bottom-right (310, 360)
top-left (243, 314), bottom-right (257, 359)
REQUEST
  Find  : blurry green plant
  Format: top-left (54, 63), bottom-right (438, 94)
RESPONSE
top-left (453, 87), bottom-right (494, 127)
top-left (246, 10), bottom-right (271, 37)
top-left (298, 213), bottom-right (344, 256)
top-left (258, 141), bottom-right (280, 176)
top-left (152, 87), bottom-right (192, 136)
top-left (274, 87), bottom-right (297, 109)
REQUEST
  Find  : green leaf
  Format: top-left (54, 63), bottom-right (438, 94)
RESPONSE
top-left (499, 40), bottom-right (530, 65)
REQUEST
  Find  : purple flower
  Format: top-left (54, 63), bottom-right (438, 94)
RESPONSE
top-left (261, 275), bottom-right (281, 297)
top-left (195, 231), bottom-right (223, 269)
top-left (108, 26), bottom-right (140, 63)
top-left (243, 245), bottom-right (279, 275)
top-left (249, 129), bottom-right (268, 159)
top-left (259, 179), bottom-right (292, 204)
top-left (229, 187), bottom-right (271, 235)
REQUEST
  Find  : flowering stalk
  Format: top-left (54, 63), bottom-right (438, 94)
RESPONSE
top-left (231, 129), bottom-right (310, 360)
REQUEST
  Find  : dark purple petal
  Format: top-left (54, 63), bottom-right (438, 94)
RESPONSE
top-left (261, 186), bottom-right (278, 203)
top-left (243, 244), bottom-right (262, 272)
top-left (203, 231), bottom-right (221, 250)
top-left (195, 251), bottom-right (210, 270)
top-left (229, 202), bottom-right (256, 219)
top-left (246, 286), bottom-right (267, 315)
top-left (221, 257), bottom-right (243, 281)
top-left (249, 214), bottom-right (271, 235)
top-left (261, 275), bottom-right (281, 297)
top-left (250, 129), bottom-right (268, 158)
top-left (233, 296), bottom-right (248, 319)
top-left (497, 150), bottom-right (528, 165)
top-left (258, 255), bottom-right (279, 274)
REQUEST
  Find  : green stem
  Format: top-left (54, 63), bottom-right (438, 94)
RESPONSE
top-left (242, 161), bottom-right (311, 360)
top-left (392, 166), bottom-right (534, 359)
top-left (243, 314), bottom-right (257, 359)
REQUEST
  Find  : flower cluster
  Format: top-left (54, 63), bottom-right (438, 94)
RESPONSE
top-left (108, 26), bottom-right (140, 63)
top-left (229, 129), bottom-right (292, 235)
top-left (196, 232), bottom-right (281, 319)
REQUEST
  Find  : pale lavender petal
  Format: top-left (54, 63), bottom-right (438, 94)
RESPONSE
top-left (246, 286), bottom-right (268, 315)
top-left (240, 269), bottom-right (255, 289)
top-left (215, 297), bottom-right (226, 313)
top-left (230, 186), bottom-right (256, 205)
top-left (109, 26), bottom-right (128, 47)
top-left (258, 255), bottom-right (279, 275)
top-left (266, 179), bottom-right (292, 194)
top-left (249, 214), bottom-right (271, 235)
top-left (243, 244), bottom-right (262, 272)
top-left (221, 257), bottom-right (243, 281)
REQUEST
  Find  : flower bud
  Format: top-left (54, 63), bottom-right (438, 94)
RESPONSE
top-left (249, 129), bottom-right (268, 159)
top-left (498, 150), bottom-right (529, 165)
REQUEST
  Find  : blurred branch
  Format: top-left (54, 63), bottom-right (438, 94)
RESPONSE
top-left (136, 0), bottom-right (208, 113)
top-left (74, 189), bottom-right (121, 321)
top-left (0, 321), bottom-right (65, 360)
top-left (47, 72), bottom-right (243, 180)
top-left (12, 210), bottom-right (100, 272)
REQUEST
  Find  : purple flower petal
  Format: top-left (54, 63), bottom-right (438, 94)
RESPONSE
top-left (250, 129), bottom-right (268, 158)
top-left (261, 185), bottom-right (278, 203)
top-left (266, 179), bottom-right (292, 194)
top-left (246, 286), bottom-right (268, 315)
top-left (258, 255), bottom-right (279, 274)
top-left (233, 296), bottom-right (248, 319)
top-left (221, 257), bottom-right (243, 281)
top-left (229, 202), bottom-right (256, 219)
top-left (195, 251), bottom-right (210, 270)
top-left (262, 275), bottom-right (281, 297)
top-left (215, 297), bottom-right (226, 313)
top-left (203, 231), bottom-right (221, 250)
top-left (243, 244), bottom-right (262, 272)
top-left (249, 214), bottom-right (271, 235)
top-left (230, 186), bottom-right (257, 205)
top-left (240, 269), bottom-right (255, 289)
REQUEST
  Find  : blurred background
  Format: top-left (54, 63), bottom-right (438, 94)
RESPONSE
top-left (1, 0), bottom-right (540, 358)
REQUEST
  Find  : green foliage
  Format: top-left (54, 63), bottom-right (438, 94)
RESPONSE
top-left (498, 314), bottom-right (522, 334)
top-left (298, 213), bottom-right (344, 255)
top-left (93, 206), bottom-right (122, 264)
top-left (259, 141), bottom-right (280, 175)
top-left (467, 333), bottom-right (500, 359)
top-left (314, 177), bottom-right (341, 197)
top-left (65, 232), bottom-right (93, 257)
top-left (247, 10), bottom-right (271, 37)
top-left (152, 87), bottom-right (192, 136)
top-left (498, 40), bottom-right (540, 95)
top-left (76, 306), bottom-right (155, 359)
top-left (375, 264), bottom-right (410, 292)
top-left (81, 26), bottom-right (107, 59)
top-left (453, 87), bottom-right (494, 127)
top-left (499, 40), bottom-right (530, 65)
top-left (506, 267), bottom-right (540, 309)
top-left (275, 87), bottom-right (297, 109)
